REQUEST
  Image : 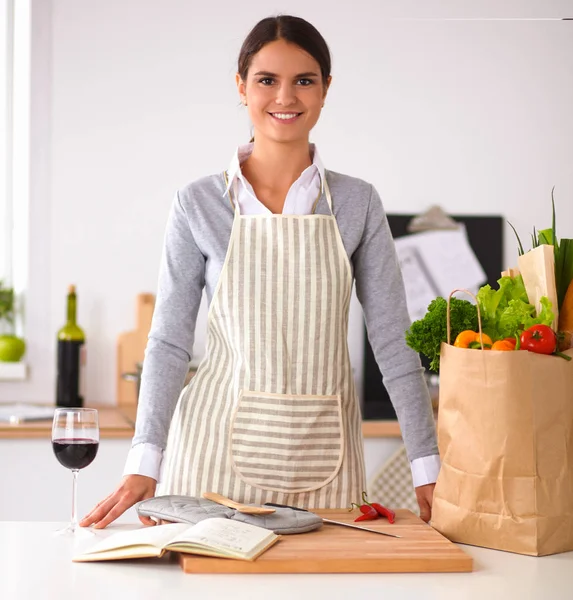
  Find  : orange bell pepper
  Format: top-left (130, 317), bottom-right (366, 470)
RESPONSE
top-left (453, 330), bottom-right (492, 349)
top-left (491, 337), bottom-right (517, 351)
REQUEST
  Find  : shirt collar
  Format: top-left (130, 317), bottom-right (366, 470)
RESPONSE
top-left (223, 143), bottom-right (325, 197)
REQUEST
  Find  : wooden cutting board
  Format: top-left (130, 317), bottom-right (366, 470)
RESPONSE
top-left (116, 293), bottom-right (155, 406)
top-left (177, 509), bottom-right (473, 574)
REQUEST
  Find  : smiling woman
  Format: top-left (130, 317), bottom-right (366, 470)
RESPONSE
top-left (235, 18), bottom-right (332, 214)
top-left (81, 14), bottom-right (439, 530)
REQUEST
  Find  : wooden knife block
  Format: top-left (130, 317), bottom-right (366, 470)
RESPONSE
top-left (116, 293), bottom-right (155, 407)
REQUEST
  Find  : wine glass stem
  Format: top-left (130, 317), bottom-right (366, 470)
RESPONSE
top-left (71, 469), bottom-right (79, 531)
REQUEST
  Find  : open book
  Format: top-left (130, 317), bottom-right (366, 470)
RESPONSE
top-left (73, 519), bottom-right (280, 563)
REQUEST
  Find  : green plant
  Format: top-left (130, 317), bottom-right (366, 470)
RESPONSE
top-left (0, 280), bottom-right (16, 332)
top-left (0, 281), bottom-right (26, 361)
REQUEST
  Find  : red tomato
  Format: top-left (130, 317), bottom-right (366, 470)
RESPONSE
top-left (520, 325), bottom-right (556, 355)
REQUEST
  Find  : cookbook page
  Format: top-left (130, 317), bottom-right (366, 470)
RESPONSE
top-left (169, 518), bottom-right (274, 554)
top-left (81, 523), bottom-right (189, 555)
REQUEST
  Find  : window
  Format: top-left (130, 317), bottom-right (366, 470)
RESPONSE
top-left (0, 0), bottom-right (29, 381)
top-left (1, 0), bottom-right (29, 290)
top-left (0, 0), bottom-right (30, 292)
top-left (0, 0), bottom-right (14, 283)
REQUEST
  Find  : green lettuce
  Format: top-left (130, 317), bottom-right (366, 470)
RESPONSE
top-left (476, 275), bottom-right (554, 341)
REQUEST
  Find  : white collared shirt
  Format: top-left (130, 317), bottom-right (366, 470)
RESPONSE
top-left (124, 143), bottom-right (441, 489)
top-left (224, 142), bottom-right (325, 214)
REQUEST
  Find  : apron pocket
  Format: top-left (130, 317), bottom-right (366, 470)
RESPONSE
top-left (229, 389), bottom-right (344, 494)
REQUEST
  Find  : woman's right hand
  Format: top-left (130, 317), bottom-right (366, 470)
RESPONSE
top-left (79, 474), bottom-right (157, 529)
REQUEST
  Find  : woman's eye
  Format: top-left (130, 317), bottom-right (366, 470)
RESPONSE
top-left (297, 78), bottom-right (314, 86)
top-left (258, 78), bottom-right (275, 85)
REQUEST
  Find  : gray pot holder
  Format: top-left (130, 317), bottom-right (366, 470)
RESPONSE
top-left (136, 495), bottom-right (323, 535)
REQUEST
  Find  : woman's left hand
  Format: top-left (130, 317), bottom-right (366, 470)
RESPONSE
top-left (415, 483), bottom-right (435, 523)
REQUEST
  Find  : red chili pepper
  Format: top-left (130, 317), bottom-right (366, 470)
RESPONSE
top-left (362, 491), bottom-right (396, 524)
top-left (349, 502), bottom-right (371, 515)
top-left (370, 502), bottom-right (396, 524)
top-left (354, 505), bottom-right (379, 521)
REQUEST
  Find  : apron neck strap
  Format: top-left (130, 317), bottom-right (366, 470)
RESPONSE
top-left (233, 178), bottom-right (241, 216)
top-left (323, 177), bottom-right (333, 214)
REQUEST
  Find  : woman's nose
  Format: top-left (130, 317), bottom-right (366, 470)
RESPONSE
top-left (275, 84), bottom-right (297, 106)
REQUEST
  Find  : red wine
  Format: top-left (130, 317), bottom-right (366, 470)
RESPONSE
top-left (52, 438), bottom-right (98, 470)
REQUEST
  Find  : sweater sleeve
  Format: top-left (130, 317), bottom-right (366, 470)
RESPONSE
top-left (352, 185), bottom-right (438, 462)
top-left (131, 191), bottom-right (206, 450)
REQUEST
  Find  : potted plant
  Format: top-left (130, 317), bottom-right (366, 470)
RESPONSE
top-left (0, 280), bottom-right (26, 362)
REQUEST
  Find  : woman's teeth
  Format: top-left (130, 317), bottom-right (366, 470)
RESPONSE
top-left (271, 113), bottom-right (300, 120)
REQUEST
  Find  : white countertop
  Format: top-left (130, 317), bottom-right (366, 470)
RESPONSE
top-left (1, 522), bottom-right (572, 600)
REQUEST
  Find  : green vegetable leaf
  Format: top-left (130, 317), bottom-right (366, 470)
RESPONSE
top-left (537, 228), bottom-right (553, 246)
top-left (476, 274), bottom-right (540, 340)
top-left (497, 298), bottom-right (554, 339)
top-left (555, 239), bottom-right (573, 310)
top-left (522, 296), bottom-right (554, 330)
top-left (497, 299), bottom-right (531, 338)
top-left (405, 296), bottom-right (478, 372)
top-left (507, 221), bottom-right (524, 257)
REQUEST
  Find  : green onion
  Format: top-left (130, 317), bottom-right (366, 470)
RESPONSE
top-left (508, 221), bottom-right (524, 256)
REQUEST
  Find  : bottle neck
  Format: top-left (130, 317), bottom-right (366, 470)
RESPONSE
top-left (67, 293), bottom-right (77, 325)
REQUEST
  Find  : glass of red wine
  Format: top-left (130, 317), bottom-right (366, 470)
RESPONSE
top-left (52, 408), bottom-right (99, 535)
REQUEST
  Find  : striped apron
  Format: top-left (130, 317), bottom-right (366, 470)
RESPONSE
top-left (160, 175), bottom-right (366, 508)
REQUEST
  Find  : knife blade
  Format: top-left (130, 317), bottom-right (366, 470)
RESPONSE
top-left (264, 503), bottom-right (401, 539)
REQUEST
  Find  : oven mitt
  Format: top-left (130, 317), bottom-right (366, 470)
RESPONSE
top-left (230, 505), bottom-right (323, 534)
top-left (136, 495), bottom-right (323, 535)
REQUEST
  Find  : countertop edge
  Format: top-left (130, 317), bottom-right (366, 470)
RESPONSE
top-left (0, 406), bottom-right (402, 440)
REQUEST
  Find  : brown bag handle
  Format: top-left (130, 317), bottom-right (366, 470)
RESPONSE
top-left (446, 288), bottom-right (485, 348)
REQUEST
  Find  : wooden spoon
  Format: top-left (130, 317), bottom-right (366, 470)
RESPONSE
top-left (203, 492), bottom-right (276, 515)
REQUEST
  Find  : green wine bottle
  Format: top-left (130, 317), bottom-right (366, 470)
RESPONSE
top-left (56, 285), bottom-right (86, 407)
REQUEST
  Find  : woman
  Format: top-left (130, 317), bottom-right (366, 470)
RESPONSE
top-left (81, 15), bottom-right (439, 529)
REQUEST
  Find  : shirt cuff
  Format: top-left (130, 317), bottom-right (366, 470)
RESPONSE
top-left (123, 442), bottom-right (164, 482)
top-left (410, 454), bottom-right (441, 487)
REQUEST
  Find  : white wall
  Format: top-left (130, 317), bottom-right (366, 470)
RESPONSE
top-left (2, 0), bottom-right (573, 405)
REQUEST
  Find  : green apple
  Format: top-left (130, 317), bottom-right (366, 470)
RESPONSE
top-left (0, 335), bottom-right (26, 362)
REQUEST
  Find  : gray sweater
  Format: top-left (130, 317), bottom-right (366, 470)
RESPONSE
top-left (132, 169), bottom-right (438, 463)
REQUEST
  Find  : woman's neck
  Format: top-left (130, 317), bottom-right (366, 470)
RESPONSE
top-left (242, 138), bottom-right (312, 195)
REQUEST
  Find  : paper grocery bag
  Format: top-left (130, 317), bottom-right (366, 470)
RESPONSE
top-left (432, 341), bottom-right (573, 556)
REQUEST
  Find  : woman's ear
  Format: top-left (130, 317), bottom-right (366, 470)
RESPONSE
top-left (321, 76), bottom-right (332, 107)
top-left (236, 73), bottom-right (247, 106)
top-left (323, 76), bottom-right (332, 101)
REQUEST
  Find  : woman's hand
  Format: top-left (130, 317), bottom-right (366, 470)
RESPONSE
top-left (415, 483), bottom-right (435, 523)
top-left (79, 474), bottom-right (157, 529)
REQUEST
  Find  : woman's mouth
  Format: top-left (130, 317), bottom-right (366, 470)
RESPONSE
top-left (268, 112), bottom-right (303, 124)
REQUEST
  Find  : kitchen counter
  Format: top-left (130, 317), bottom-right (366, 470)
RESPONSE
top-left (0, 405), bottom-right (402, 439)
top-left (0, 406), bottom-right (136, 439)
top-left (1, 522), bottom-right (572, 600)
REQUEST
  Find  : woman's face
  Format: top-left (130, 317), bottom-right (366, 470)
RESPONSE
top-left (237, 39), bottom-right (330, 145)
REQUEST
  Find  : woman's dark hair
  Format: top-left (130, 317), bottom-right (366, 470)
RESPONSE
top-left (238, 15), bottom-right (331, 86)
